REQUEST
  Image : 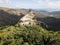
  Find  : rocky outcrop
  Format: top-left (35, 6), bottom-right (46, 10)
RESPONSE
top-left (19, 11), bottom-right (37, 26)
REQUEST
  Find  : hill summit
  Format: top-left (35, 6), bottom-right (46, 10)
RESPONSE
top-left (19, 10), bottom-right (37, 26)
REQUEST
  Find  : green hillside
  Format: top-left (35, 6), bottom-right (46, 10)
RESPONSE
top-left (0, 8), bottom-right (60, 45)
top-left (0, 7), bottom-right (28, 26)
top-left (0, 25), bottom-right (60, 45)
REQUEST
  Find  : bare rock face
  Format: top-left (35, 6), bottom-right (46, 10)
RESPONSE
top-left (19, 11), bottom-right (37, 26)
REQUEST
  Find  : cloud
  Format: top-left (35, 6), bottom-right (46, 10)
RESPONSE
top-left (0, 0), bottom-right (11, 3)
top-left (0, 0), bottom-right (18, 8)
top-left (47, 1), bottom-right (60, 9)
top-left (0, 0), bottom-right (60, 11)
top-left (0, 0), bottom-right (3, 3)
top-left (32, 0), bottom-right (60, 10)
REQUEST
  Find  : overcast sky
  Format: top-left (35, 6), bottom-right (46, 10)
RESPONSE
top-left (0, 0), bottom-right (60, 11)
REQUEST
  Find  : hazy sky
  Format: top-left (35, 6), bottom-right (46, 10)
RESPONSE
top-left (0, 0), bottom-right (60, 11)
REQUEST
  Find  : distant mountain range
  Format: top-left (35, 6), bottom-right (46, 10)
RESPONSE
top-left (38, 10), bottom-right (60, 15)
top-left (49, 11), bottom-right (60, 15)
